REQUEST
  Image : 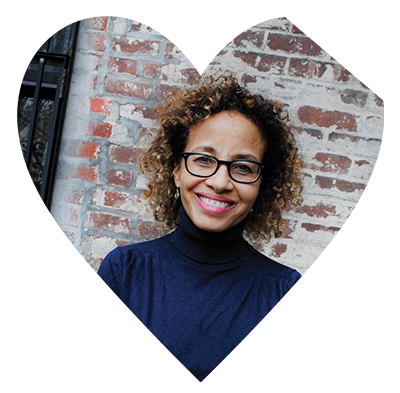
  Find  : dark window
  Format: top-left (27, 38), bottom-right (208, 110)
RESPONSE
top-left (17, 22), bottom-right (79, 208)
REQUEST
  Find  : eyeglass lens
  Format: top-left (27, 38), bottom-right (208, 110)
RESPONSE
top-left (186, 154), bottom-right (261, 183)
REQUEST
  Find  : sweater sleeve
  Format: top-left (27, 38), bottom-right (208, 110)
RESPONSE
top-left (97, 248), bottom-right (123, 298)
top-left (264, 267), bottom-right (301, 311)
top-left (284, 269), bottom-right (301, 294)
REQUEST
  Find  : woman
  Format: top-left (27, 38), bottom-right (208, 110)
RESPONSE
top-left (98, 73), bottom-right (304, 381)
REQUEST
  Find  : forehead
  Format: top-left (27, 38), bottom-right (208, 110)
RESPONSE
top-left (185, 111), bottom-right (265, 160)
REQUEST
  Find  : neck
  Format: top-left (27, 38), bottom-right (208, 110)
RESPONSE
top-left (170, 206), bottom-right (249, 265)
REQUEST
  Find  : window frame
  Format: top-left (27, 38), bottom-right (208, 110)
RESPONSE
top-left (18, 22), bottom-right (79, 209)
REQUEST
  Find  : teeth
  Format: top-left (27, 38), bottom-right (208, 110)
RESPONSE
top-left (199, 195), bottom-right (231, 208)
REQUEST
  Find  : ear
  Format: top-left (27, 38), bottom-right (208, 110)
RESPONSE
top-left (173, 163), bottom-right (181, 188)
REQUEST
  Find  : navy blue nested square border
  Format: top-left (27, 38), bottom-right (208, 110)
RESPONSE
top-left (45, 274), bottom-right (354, 382)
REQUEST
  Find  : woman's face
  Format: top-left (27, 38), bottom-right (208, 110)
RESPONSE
top-left (173, 111), bottom-right (265, 232)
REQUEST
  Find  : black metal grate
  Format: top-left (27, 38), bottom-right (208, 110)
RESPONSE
top-left (17, 17), bottom-right (78, 212)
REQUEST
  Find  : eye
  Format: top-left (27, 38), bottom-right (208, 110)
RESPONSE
top-left (192, 155), bottom-right (216, 167)
top-left (231, 162), bottom-right (256, 175)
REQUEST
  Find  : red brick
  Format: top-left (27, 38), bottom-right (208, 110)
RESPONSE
top-left (69, 165), bottom-right (98, 183)
top-left (104, 78), bottom-right (153, 98)
top-left (143, 62), bottom-right (163, 78)
top-left (165, 42), bottom-right (179, 59)
top-left (335, 179), bottom-right (365, 193)
top-left (90, 97), bottom-right (111, 115)
top-left (315, 176), bottom-right (334, 190)
top-left (116, 239), bottom-right (131, 247)
top-left (108, 145), bottom-right (141, 164)
top-left (267, 33), bottom-right (323, 56)
top-left (355, 160), bottom-right (370, 166)
top-left (84, 17), bottom-right (109, 31)
top-left (86, 211), bottom-right (130, 234)
top-left (103, 191), bottom-right (130, 208)
top-left (271, 243), bottom-right (287, 258)
top-left (329, 132), bottom-right (363, 143)
top-left (73, 141), bottom-right (100, 160)
top-left (301, 223), bottom-right (340, 234)
top-left (130, 22), bottom-right (142, 32)
top-left (288, 59), bottom-right (327, 79)
top-left (311, 153), bottom-right (352, 174)
top-left (89, 122), bottom-right (113, 138)
top-left (315, 176), bottom-right (366, 193)
top-left (86, 32), bottom-right (105, 51)
top-left (137, 221), bottom-right (170, 240)
top-left (92, 189), bottom-right (129, 208)
top-left (295, 202), bottom-right (336, 218)
top-left (233, 51), bottom-right (287, 73)
top-left (65, 189), bottom-right (85, 205)
top-left (157, 84), bottom-right (180, 100)
top-left (109, 57), bottom-right (137, 75)
top-left (281, 223), bottom-right (295, 239)
top-left (134, 105), bottom-right (156, 119)
top-left (298, 106), bottom-right (357, 131)
top-left (112, 37), bottom-right (159, 55)
top-left (181, 68), bottom-right (199, 85)
top-left (293, 127), bottom-right (323, 140)
top-left (340, 89), bottom-right (368, 108)
top-left (234, 31), bottom-right (264, 48)
top-left (106, 168), bottom-right (131, 188)
top-left (241, 74), bottom-right (257, 86)
top-left (332, 65), bottom-right (351, 82)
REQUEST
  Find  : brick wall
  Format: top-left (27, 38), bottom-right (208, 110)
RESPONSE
top-left (50, 16), bottom-right (383, 274)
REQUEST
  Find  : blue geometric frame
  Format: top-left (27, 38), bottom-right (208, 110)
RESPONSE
top-left (45, 274), bottom-right (354, 382)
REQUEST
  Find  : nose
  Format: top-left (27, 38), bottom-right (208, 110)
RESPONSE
top-left (204, 163), bottom-right (234, 193)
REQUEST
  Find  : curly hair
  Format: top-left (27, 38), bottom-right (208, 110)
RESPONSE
top-left (140, 73), bottom-right (304, 242)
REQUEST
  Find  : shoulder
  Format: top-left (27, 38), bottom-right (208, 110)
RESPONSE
top-left (244, 247), bottom-right (301, 309)
top-left (250, 246), bottom-right (300, 278)
top-left (245, 245), bottom-right (301, 285)
top-left (97, 234), bottom-right (171, 294)
top-left (103, 234), bottom-right (170, 265)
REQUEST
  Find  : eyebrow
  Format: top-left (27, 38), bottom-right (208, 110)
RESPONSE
top-left (192, 146), bottom-right (261, 162)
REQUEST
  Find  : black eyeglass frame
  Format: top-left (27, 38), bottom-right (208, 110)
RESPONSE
top-left (180, 152), bottom-right (264, 184)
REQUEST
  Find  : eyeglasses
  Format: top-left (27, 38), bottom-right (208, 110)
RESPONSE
top-left (180, 152), bottom-right (264, 184)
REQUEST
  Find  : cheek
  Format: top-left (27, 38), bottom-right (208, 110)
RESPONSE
top-left (242, 184), bottom-right (261, 206)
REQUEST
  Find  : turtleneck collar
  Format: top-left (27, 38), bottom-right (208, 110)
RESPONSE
top-left (169, 206), bottom-right (249, 265)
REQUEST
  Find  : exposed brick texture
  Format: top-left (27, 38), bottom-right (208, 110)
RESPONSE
top-left (310, 153), bottom-right (352, 174)
top-left (85, 211), bottom-right (131, 235)
top-left (104, 78), bottom-right (153, 98)
top-left (108, 146), bottom-right (142, 164)
top-left (109, 57), bottom-right (138, 75)
top-left (106, 168), bottom-right (132, 188)
top-left (289, 59), bottom-right (323, 78)
top-left (70, 141), bottom-right (100, 160)
top-left (88, 122), bottom-right (113, 138)
top-left (267, 33), bottom-right (323, 56)
top-left (233, 52), bottom-right (287, 74)
top-left (298, 106), bottom-right (358, 131)
top-left (89, 97), bottom-right (111, 115)
top-left (50, 17), bottom-right (383, 274)
top-left (112, 37), bottom-right (160, 55)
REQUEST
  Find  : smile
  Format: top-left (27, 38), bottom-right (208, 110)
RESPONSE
top-left (198, 195), bottom-right (232, 208)
top-left (195, 193), bottom-right (235, 214)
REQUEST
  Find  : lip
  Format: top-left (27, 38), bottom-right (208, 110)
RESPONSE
top-left (194, 193), bottom-right (236, 214)
top-left (196, 192), bottom-right (235, 204)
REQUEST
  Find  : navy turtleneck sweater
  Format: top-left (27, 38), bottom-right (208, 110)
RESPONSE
top-left (98, 207), bottom-right (301, 381)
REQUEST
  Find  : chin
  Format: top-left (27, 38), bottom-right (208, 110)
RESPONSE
top-left (191, 212), bottom-right (238, 233)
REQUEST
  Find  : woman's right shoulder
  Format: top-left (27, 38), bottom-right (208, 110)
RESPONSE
top-left (102, 234), bottom-right (170, 265)
top-left (98, 235), bottom-right (171, 296)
